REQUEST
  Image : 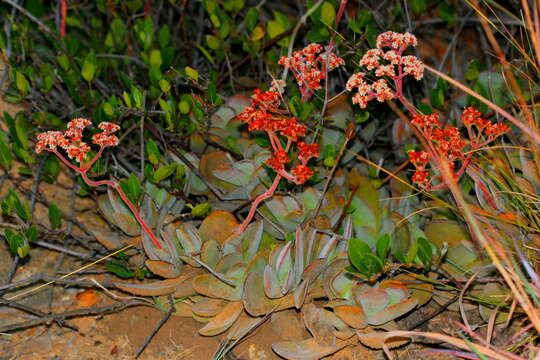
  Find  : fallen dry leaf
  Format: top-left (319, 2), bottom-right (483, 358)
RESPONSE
top-left (75, 289), bottom-right (99, 307)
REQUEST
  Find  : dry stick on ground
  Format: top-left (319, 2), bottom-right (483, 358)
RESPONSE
top-left (0, 273), bottom-right (116, 293)
top-left (3, 245), bottom-right (132, 303)
top-left (0, 300), bottom-right (148, 333)
top-left (47, 252), bottom-right (66, 313)
top-left (406, 296), bottom-right (459, 331)
top-left (34, 240), bottom-right (96, 261)
top-left (0, 257), bottom-right (19, 297)
top-left (29, 155), bottom-right (47, 213)
top-left (0, 298), bottom-right (78, 332)
top-left (134, 295), bottom-right (175, 358)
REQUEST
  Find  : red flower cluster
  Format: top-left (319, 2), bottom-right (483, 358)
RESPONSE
top-left (461, 106), bottom-right (510, 138)
top-left (408, 107), bottom-right (510, 188)
top-left (408, 150), bottom-right (431, 186)
top-left (297, 141), bottom-right (319, 163)
top-left (237, 91), bottom-right (307, 143)
top-left (412, 114), bottom-right (466, 157)
top-left (279, 43), bottom-right (345, 100)
top-left (237, 89), bottom-right (319, 185)
top-left (291, 164), bottom-right (314, 185)
top-left (346, 32), bottom-right (424, 108)
top-left (36, 119), bottom-right (120, 163)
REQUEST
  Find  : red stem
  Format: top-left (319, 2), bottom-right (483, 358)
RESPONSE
top-left (60, 0), bottom-right (67, 37)
top-left (81, 146), bottom-right (104, 172)
top-left (393, 57), bottom-right (418, 116)
top-left (144, 0), bottom-right (152, 17)
top-left (335, 0), bottom-right (348, 25)
top-left (50, 148), bottom-right (163, 249)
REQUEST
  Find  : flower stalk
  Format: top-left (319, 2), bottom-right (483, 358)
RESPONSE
top-left (235, 43), bottom-right (346, 232)
top-left (346, 31), bottom-right (510, 190)
top-left (35, 119), bottom-right (163, 249)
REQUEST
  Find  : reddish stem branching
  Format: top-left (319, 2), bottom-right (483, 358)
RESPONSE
top-left (35, 119), bottom-right (163, 249)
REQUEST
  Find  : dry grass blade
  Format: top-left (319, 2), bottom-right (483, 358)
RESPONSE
top-left (437, 158), bottom-right (540, 333)
top-left (6, 245), bottom-right (134, 301)
top-left (381, 330), bottom-right (522, 360)
top-left (424, 65), bottom-right (540, 146)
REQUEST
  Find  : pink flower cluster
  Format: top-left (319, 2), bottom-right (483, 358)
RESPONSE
top-left (279, 43), bottom-right (345, 100)
top-left (346, 31), bottom-right (424, 108)
top-left (36, 119), bottom-right (120, 163)
top-left (35, 119), bottom-right (165, 249)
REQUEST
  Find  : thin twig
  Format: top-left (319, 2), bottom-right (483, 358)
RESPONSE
top-left (1, 0), bottom-right (56, 37)
top-left (459, 273), bottom-right (480, 335)
top-left (332, 185), bottom-right (358, 233)
top-left (0, 298), bottom-right (77, 331)
top-left (0, 300), bottom-right (147, 333)
top-left (95, 54), bottom-right (147, 67)
top-left (217, 27), bottom-right (300, 87)
top-left (143, 121), bottom-right (226, 200)
top-left (5, 245), bottom-right (132, 301)
top-left (47, 252), bottom-right (66, 313)
top-left (34, 240), bottom-right (95, 260)
top-left (314, 124), bottom-right (354, 217)
top-left (29, 155), bottom-right (47, 213)
top-left (407, 296), bottom-right (458, 330)
top-left (0, 257), bottom-right (19, 296)
top-left (6, 173), bottom-right (95, 239)
top-left (0, 273), bottom-right (115, 293)
top-left (135, 295), bottom-right (175, 358)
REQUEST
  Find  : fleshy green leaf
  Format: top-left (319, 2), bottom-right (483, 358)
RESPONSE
top-left (149, 49), bottom-right (163, 68)
top-left (15, 71), bottom-right (29, 94)
top-left (106, 263), bottom-right (135, 278)
top-left (320, 1), bottom-right (336, 26)
top-left (48, 203), bottom-right (62, 229)
top-left (416, 237), bottom-right (432, 269)
top-left (191, 203), bottom-right (212, 217)
top-left (348, 237), bottom-right (369, 271)
top-left (376, 233), bottom-right (390, 260)
top-left (0, 131), bottom-right (12, 169)
top-left (154, 164), bottom-right (177, 182)
top-left (81, 55), bottom-right (96, 82)
top-left (245, 7), bottom-right (259, 32)
top-left (185, 66), bottom-right (199, 81)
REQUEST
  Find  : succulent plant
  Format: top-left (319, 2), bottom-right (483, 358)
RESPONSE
top-left (90, 95), bottom-right (446, 359)
top-left (93, 181), bottom-right (184, 249)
